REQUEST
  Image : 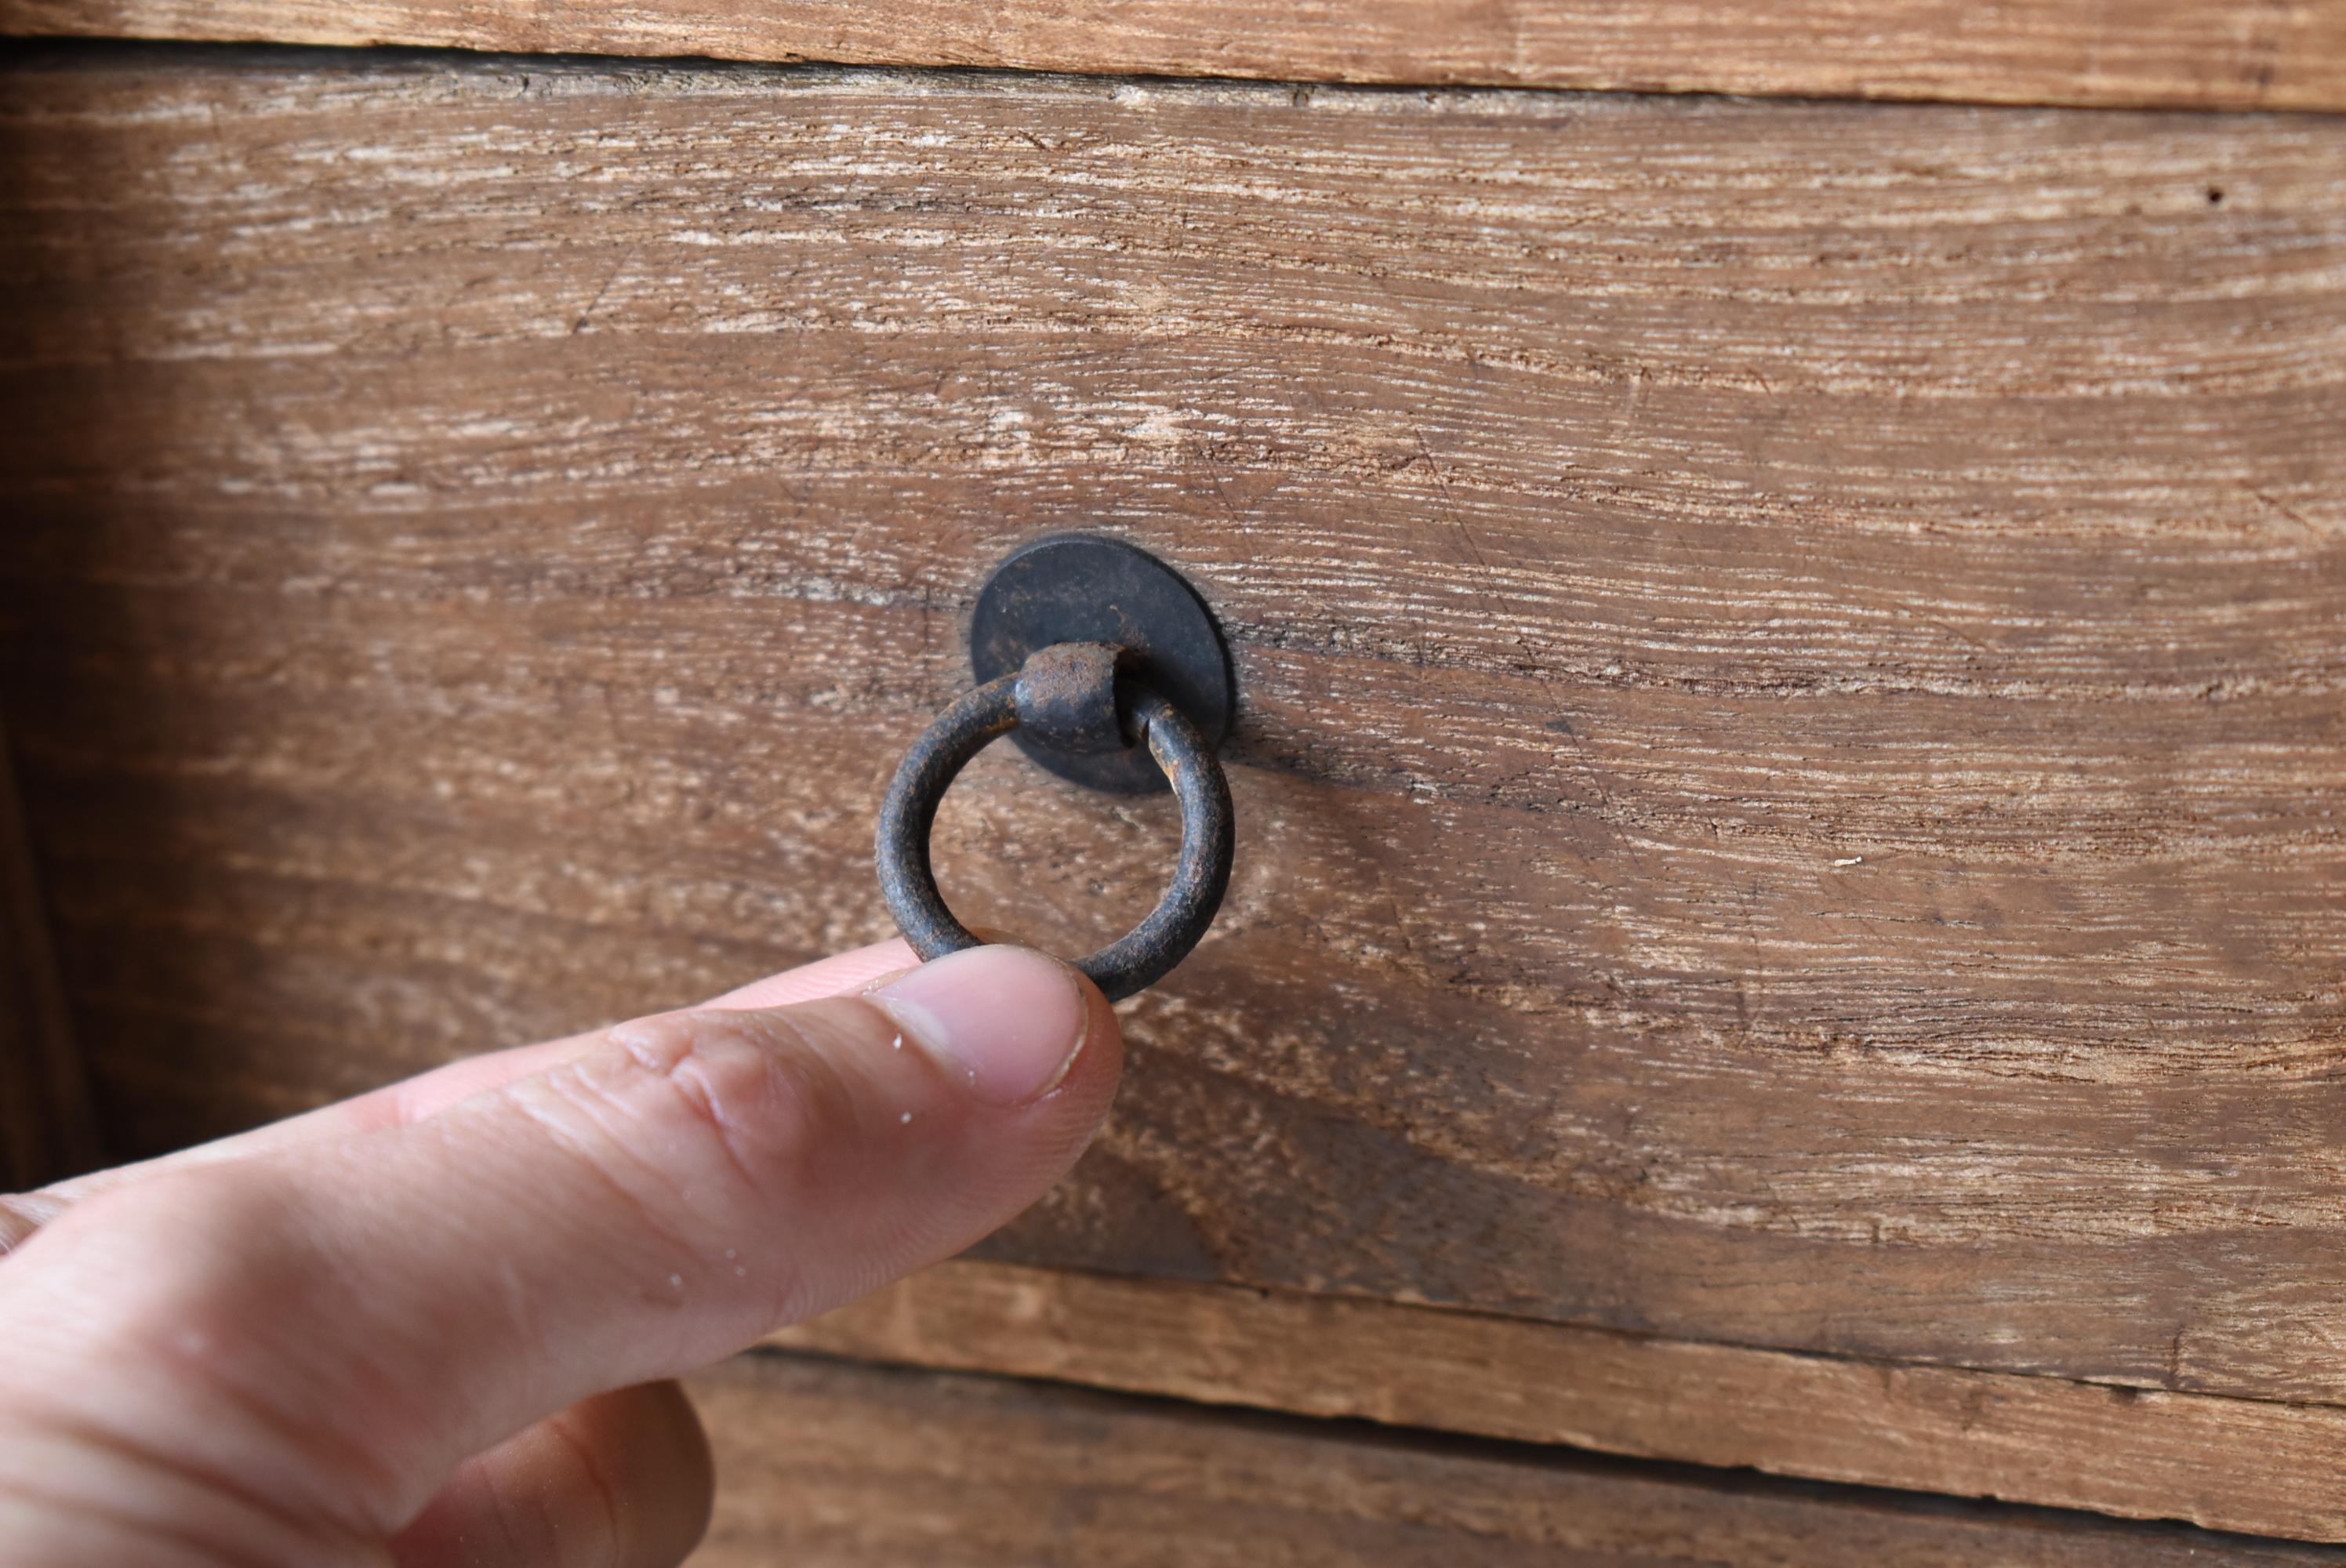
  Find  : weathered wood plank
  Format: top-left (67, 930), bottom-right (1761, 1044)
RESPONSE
top-left (773, 1261), bottom-right (2346, 1542)
top-left (6, 0), bottom-right (2346, 113)
top-left (1, 45), bottom-right (2342, 1484)
top-left (692, 1349), bottom-right (2346, 1566)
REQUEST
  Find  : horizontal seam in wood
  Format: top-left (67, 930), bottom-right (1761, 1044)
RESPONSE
top-left (0, 35), bottom-right (2341, 120)
top-left (739, 1340), bottom-right (2346, 1549)
top-left (823, 1259), bottom-right (2346, 1419)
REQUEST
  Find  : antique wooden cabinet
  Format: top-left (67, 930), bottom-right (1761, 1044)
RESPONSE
top-left (2, 1), bottom-right (2343, 1559)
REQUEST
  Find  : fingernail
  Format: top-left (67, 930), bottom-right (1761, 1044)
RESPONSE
top-left (871, 946), bottom-right (1089, 1106)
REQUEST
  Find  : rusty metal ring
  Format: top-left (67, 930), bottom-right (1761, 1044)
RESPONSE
top-left (875, 670), bottom-right (1233, 1002)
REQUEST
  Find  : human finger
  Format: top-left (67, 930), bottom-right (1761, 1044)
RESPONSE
top-left (0, 943), bottom-right (1118, 1548)
top-left (23, 938), bottom-right (926, 1223)
top-left (387, 1381), bottom-right (713, 1568)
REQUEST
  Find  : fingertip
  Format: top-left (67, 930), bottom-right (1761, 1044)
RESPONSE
top-left (870, 945), bottom-right (1097, 1107)
top-left (1060, 960), bottom-right (1125, 1111)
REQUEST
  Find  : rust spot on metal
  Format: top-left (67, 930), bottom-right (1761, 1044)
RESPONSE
top-left (1013, 641), bottom-right (1131, 756)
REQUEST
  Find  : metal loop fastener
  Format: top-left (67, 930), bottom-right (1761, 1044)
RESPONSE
top-left (874, 644), bottom-right (1234, 1003)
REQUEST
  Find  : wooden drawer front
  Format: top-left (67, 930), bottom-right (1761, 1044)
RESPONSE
top-left (688, 1351), bottom-right (2346, 1567)
top-left (3, 45), bottom-right (2343, 1531)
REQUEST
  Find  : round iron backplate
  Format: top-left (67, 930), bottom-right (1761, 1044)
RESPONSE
top-left (970, 534), bottom-right (1233, 794)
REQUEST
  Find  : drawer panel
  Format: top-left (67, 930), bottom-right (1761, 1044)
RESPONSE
top-left (692, 1351), bottom-right (2346, 1566)
top-left (775, 1261), bottom-right (2346, 1543)
top-left (2, 44), bottom-right (2343, 1526)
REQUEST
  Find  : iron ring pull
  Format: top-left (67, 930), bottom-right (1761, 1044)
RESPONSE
top-left (874, 641), bottom-right (1235, 1003)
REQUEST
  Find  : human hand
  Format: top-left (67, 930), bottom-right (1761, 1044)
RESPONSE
top-left (0, 938), bottom-right (1120, 1566)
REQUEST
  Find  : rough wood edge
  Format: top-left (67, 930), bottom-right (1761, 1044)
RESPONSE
top-left (702, 1351), bottom-right (2346, 1566)
top-left (0, 710), bottom-right (101, 1189)
top-left (1, 0), bottom-right (2343, 113)
top-left (771, 1261), bottom-right (2346, 1544)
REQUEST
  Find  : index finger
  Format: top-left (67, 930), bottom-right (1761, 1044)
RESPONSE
top-left (30, 936), bottom-right (923, 1214)
top-left (0, 942), bottom-right (1120, 1544)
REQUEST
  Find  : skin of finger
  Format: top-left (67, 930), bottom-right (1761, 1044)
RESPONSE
top-left (0, 1383), bottom-right (709, 1568)
top-left (692, 937), bottom-right (921, 1011)
top-left (0, 1414), bottom-right (389, 1568)
top-left (26, 938), bottom-right (926, 1218)
top-left (0, 970), bottom-right (1120, 1541)
top-left (387, 1382), bottom-right (712, 1568)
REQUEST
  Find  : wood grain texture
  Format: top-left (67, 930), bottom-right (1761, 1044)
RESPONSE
top-left (775, 1261), bottom-right (2346, 1541)
top-left (6, 0), bottom-right (2346, 113)
top-left (0, 710), bottom-right (100, 1189)
top-left (2, 43), bottom-right (2343, 1462)
top-left (690, 1350), bottom-right (2346, 1566)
